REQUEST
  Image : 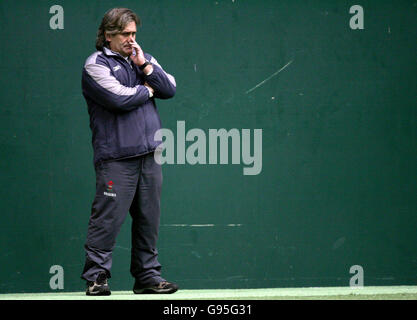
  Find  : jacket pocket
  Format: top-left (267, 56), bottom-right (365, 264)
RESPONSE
top-left (115, 108), bottom-right (146, 148)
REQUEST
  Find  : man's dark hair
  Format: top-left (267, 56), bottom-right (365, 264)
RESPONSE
top-left (95, 8), bottom-right (141, 51)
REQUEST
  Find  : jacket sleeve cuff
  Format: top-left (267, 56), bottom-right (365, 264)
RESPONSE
top-left (144, 66), bottom-right (153, 76)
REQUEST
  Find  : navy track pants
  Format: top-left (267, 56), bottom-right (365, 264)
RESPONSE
top-left (81, 152), bottom-right (165, 285)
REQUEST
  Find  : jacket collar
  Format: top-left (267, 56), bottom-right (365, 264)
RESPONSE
top-left (103, 47), bottom-right (134, 67)
top-left (103, 47), bottom-right (129, 59)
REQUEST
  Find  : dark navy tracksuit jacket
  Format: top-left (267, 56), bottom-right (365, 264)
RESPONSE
top-left (82, 46), bottom-right (176, 165)
top-left (80, 46), bottom-right (176, 284)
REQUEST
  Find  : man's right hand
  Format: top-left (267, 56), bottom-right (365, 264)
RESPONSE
top-left (144, 82), bottom-right (154, 97)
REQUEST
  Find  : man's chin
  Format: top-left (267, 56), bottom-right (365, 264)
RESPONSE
top-left (124, 48), bottom-right (133, 56)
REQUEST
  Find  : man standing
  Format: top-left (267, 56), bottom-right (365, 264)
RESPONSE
top-left (81, 8), bottom-right (178, 296)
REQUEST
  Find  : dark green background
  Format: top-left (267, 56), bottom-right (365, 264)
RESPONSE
top-left (0, 0), bottom-right (416, 293)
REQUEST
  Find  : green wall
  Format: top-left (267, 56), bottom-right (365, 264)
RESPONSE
top-left (0, 0), bottom-right (416, 293)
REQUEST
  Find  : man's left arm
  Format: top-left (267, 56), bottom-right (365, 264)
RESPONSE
top-left (130, 41), bottom-right (176, 99)
top-left (143, 55), bottom-right (176, 100)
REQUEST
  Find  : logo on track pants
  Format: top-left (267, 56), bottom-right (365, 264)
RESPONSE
top-left (103, 180), bottom-right (116, 197)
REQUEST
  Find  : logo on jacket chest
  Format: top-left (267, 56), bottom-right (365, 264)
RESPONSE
top-left (113, 65), bottom-right (121, 72)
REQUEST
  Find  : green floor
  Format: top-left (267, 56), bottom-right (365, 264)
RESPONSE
top-left (1, 286), bottom-right (417, 300)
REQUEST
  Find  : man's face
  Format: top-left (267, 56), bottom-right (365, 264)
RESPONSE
top-left (106, 21), bottom-right (136, 57)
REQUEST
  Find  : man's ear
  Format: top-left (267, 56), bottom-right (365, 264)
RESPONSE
top-left (105, 31), bottom-right (112, 43)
